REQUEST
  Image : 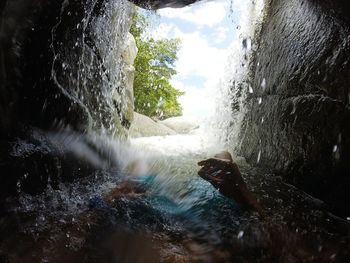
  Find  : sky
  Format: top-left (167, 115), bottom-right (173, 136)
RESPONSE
top-left (146, 0), bottom-right (243, 120)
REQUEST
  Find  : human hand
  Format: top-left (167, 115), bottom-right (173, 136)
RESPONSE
top-left (198, 156), bottom-right (263, 215)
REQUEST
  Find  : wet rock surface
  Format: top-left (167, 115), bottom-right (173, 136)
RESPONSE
top-left (0, 0), bottom-right (133, 197)
top-left (129, 0), bottom-right (200, 9)
top-left (0, 0), bottom-right (133, 136)
top-left (238, 0), bottom-right (350, 216)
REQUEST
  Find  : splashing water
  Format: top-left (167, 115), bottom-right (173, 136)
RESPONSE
top-left (207, 0), bottom-right (266, 149)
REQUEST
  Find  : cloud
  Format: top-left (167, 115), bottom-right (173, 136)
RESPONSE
top-left (213, 26), bottom-right (230, 44)
top-left (177, 31), bottom-right (229, 78)
top-left (171, 79), bottom-right (216, 119)
top-left (158, 1), bottom-right (228, 27)
top-left (152, 24), bottom-right (230, 78)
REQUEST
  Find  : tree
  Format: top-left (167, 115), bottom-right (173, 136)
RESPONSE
top-left (130, 10), bottom-right (184, 119)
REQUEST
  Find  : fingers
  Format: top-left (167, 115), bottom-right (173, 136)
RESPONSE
top-left (198, 170), bottom-right (222, 185)
top-left (198, 165), bottom-right (219, 175)
top-left (198, 158), bottom-right (230, 167)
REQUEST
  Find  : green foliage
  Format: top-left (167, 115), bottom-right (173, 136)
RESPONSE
top-left (130, 10), bottom-right (184, 119)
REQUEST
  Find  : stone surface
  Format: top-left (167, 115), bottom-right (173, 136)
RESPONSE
top-left (129, 0), bottom-right (200, 9)
top-left (160, 116), bottom-right (199, 134)
top-left (129, 112), bottom-right (176, 138)
top-left (0, 0), bottom-right (133, 198)
top-left (0, 0), bottom-right (133, 138)
top-left (113, 32), bottom-right (138, 133)
top-left (238, 0), bottom-right (350, 216)
top-left (0, 129), bottom-right (119, 199)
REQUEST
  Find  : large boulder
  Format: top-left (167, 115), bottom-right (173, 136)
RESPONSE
top-left (129, 112), bottom-right (176, 138)
top-left (237, 0), bottom-right (350, 216)
top-left (160, 116), bottom-right (199, 134)
top-left (112, 32), bottom-right (138, 134)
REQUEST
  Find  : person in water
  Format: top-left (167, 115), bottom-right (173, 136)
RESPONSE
top-left (102, 150), bottom-right (263, 216)
top-left (198, 151), bottom-right (263, 216)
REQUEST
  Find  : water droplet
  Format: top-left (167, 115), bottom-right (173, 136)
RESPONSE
top-left (258, 97), bottom-right (262, 104)
top-left (237, 231), bottom-right (244, 239)
top-left (247, 38), bottom-right (252, 51)
top-left (248, 85), bottom-right (254, 94)
top-left (257, 151), bottom-right (261, 163)
top-left (333, 145), bottom-right (338, 153)
top-left (261, 117), bottom-right (264, 124)
top-left (330, 254), bottom-right (336, 261)
top-left (261, 78), bottom-right (266, 90)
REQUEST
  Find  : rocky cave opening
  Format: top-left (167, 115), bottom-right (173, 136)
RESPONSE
top-left (0, 0), bottom-right (350, 262)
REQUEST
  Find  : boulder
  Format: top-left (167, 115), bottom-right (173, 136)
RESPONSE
top-left (129, 112), bottom-right (176, 138)
top-left (112, 32), bottom-right (138, 133)
top-left (160, 116), bottom-right (199, 134)
top-left (237, 0), bottom-right (350, 216)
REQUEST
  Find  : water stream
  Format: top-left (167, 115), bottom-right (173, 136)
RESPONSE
top-left (1, 129), bottom-right (349, 262)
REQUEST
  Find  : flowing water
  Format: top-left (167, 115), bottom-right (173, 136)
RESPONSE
top-left (1, 130), bottom-right (349, 262)
top-left (1, 0), bottom-right (350, 262)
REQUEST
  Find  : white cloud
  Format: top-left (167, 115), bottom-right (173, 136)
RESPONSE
top-left (175, 29), bottom-right (229, 78)
top-left (171, 79), bottom-right (216, 120)
top-left (213, 26), bottom-right (230, 44)
top-left (152, 24), bottom-right (230, 79)
top-left (158, 1), bottom-right (228, 27)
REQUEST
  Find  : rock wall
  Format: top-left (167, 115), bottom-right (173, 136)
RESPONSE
top-left (0, 0), bottom-right (134, 198)
top-left (130, 0), bottom-right (199, 9)
top-left (238, 0), bottom-right (350, 216)
top-left (0, 0), bottom-right (133, 138)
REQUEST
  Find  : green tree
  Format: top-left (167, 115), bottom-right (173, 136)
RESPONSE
top-left (130, 10), bottom-right (184, 119)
